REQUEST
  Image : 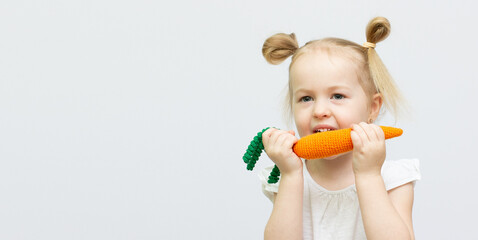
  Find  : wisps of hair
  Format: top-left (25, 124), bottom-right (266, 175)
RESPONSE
top-left (365, 17), bottom-right (410, 120)
top-left (262, 33), bottom-right (299, 65)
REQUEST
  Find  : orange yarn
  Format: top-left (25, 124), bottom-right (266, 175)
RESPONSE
top-left (292, 126), bottom-right (403, 159)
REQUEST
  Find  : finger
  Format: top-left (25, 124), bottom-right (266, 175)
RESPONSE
top-left (275, 132), bottom-right (289, 147)
top-left (284, 138), bottom-right (299, 153)
top-left (288, 130), bottom-right (296, 136)
top-left (280, 133), bottom-right (299, 149)
top-left (262, 128), bottom-right (279, 147)
top-left (262, 128), bottom-right (274, 143)
top-left (359, 122), bottom-right (373, 141)
top-left (352, 123), bottom-right (368, 143)
top-left (262, 128), bottom-right (277, 138)
top-left (364, 122), bottom-right (379, 141)
top-left (371, 124), bottom-right (385, 141)
top-left (270, 129), bottom-right (288, 146)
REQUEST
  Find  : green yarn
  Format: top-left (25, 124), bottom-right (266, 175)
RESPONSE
top-left (242, 127), bottom-right (281, 184)
top-left (268, 165), bottom-right (281, 184)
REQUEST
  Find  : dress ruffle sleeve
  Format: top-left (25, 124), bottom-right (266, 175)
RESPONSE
top-left (258, 165), bottom-right (280, 203)
top-left (381, 158), bottom-right (421, 191)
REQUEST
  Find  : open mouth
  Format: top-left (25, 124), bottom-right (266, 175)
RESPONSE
top-left (314, 128), bottom-right (336, 133)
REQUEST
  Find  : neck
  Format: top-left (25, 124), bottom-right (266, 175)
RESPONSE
top-left (305, 152), bottom-right (355, 190)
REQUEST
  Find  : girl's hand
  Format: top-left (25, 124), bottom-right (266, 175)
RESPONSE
top-left (350, 122), bottom-right (386, 176)
top-left (262, 128), bottom-right (302, 175)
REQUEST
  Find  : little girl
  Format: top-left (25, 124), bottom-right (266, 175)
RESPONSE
top-left (259, 17), bottom-right (421, 240)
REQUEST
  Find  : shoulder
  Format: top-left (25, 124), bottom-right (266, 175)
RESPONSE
top-left (381, 158), bottom-right (421, 191)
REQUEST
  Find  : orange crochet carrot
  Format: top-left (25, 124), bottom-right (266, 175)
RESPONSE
top-left (293, 126), bottom-right (403, 159)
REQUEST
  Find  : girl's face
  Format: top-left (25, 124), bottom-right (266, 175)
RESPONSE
top-left (290, 50), bottom-right (372, 141)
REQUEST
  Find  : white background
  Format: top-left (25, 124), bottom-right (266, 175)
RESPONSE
top-left (1, 0), bottom-right (477, 239)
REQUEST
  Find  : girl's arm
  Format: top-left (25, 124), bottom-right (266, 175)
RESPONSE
top-left (264, 171), bottom-right (303, 240)
top-left (355, 175), bottom-right (415, 240)
top-left (351, 123), bottom-right (414, 240)
top-left (262, 128), bottom-right (303, 240)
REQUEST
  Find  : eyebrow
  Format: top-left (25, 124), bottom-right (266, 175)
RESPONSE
top-left (294, 85), bottom-right (352, 94)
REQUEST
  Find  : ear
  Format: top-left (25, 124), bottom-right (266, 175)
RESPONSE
top-left (369, 93), bottom-right (383, 122)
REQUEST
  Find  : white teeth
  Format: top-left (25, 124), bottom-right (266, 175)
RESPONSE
top-left (316, 128), bottom-right (332, 133)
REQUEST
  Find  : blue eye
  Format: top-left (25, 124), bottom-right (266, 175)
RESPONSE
top-left (332, 94), bottom-right (345, 100)
top-left (300, 96), bottom-right (313, 102)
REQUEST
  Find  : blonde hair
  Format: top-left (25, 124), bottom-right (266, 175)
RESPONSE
top-left (262, 17), bottom-right (408, 123)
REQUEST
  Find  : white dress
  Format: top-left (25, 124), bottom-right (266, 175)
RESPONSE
top-left (259, 158), bottom-right (421, 240)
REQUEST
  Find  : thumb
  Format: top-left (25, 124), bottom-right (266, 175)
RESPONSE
top-left (350, 130), bottom-right (362, 148)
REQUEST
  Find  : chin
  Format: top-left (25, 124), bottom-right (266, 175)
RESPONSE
top-left (321, 152), bottom-right (350, 160)
top-left (322, 155), bottom-right (340, 160)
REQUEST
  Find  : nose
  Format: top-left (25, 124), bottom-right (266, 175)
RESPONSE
top-left (312, 100), bottom-right (331, 119)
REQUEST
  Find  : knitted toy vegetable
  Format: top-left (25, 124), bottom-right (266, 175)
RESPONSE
top-left (243, 126), bottom-right (403, 183)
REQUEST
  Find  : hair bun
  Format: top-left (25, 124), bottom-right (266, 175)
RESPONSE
top-left (262, 33), bottom-right (299, 65)
top-left (365, 17), bottom-right (391, 44)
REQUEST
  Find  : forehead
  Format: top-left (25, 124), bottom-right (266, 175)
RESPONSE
top-left (290, 51), bottom-right (362, 91)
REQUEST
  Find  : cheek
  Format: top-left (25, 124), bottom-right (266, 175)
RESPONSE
top-left (349, 106), bottom-right (370, 123)
top-left (335, 106), bottom-right (369, 127)
top-left (294, 114), bottom-right (307, 128)
top-left (293, 110), bottom-right (309, 135)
